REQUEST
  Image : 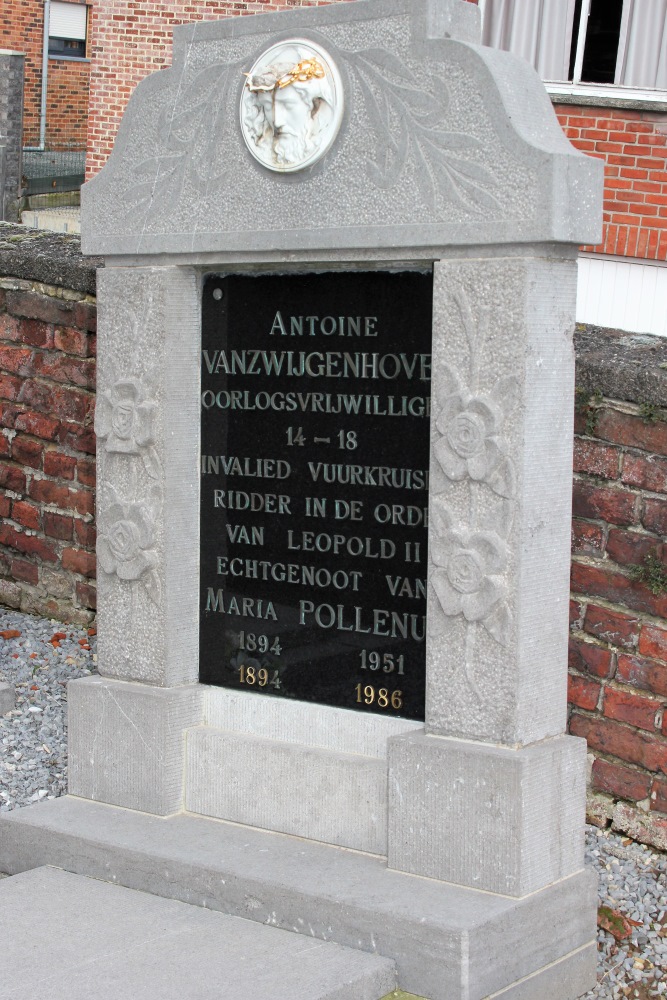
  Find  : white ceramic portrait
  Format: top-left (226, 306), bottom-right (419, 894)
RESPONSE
top-left (240, 39), bottom-right (344, 173)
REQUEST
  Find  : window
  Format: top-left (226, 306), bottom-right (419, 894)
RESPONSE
top-left (481, 0), bottom-right (667, 92)
top-left (48, 1), bottom-right (88, 60)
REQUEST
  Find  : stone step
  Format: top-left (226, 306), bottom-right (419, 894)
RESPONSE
top-left (0, 866), bottom-right (396, 1000)
top-left (0, 796), bottom-right (597, 1000)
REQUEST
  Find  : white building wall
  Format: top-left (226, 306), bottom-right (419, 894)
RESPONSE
top-left (577, 254), bottom-right (667, 338)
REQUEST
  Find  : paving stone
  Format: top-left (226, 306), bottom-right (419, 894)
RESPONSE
top-left (0, 866), bottom-right (396, 1000)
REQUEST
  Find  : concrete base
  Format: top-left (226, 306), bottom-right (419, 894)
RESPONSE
top-left (388, 732), bottom-right (587, 896)
top-left (0, 866), bottom-right (396, 1000)
top-left (0, 797), bottom-right (597, 1000)
top-left (68, 677), bottom-right (203, 815)
top-left (0, 681), bottom-right (14, 715)
top-left (186, 726), bottom-right (388, 854)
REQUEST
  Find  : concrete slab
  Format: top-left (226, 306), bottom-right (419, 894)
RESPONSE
top-left (0, 866), bottom-right (396, 1000)
top-left (0, 797), bottom-right (597, 1000)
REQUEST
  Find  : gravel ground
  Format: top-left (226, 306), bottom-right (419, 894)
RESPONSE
top-left (585, 828), bottom-right (667, 999)
top-left (0, 608), bottom-right (96, 811)
top-left (1, 608), bottom-right (666, 998)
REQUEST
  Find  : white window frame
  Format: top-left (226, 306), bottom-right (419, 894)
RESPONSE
top-left (545, 80), bottom-right (667, 104)
top-left (48, 1), bottom-right (89, 60)
top-left (557, 0), bottom-right (663, 99)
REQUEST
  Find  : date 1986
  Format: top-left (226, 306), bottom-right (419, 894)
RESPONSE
top-left (355, 684), bottom-right (403, 709)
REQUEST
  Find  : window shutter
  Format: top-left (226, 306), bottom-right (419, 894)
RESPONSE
top-left (49, 2), bottom-right (87, 41)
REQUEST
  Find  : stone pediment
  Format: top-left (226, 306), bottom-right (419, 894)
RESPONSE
top-left (82, 0), bottom-right (602, 257)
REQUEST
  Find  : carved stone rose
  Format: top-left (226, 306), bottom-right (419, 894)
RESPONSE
top-left (435, 392), bottom-right (503, 482)
top-left (95, 379), bottom-right (156, 455)
top-left (97, 501), bottom-right (158, 581)
top-left (431, 528), bottom-right (507, 624)
top-left (434, 385), bottom-right (516, 499)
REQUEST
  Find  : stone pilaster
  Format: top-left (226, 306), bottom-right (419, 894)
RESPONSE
top-left (387, 252), bottom-right (587, 892)
top-left (95, 266), bottom-right (201, 688)
top-left (425, 255), bottom-right (577, 746)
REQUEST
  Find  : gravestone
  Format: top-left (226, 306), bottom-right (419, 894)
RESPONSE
top-left (0, 50), bottom-right (24, 222)
top-left (0, 1), bottom-right (603, 997)
top-left (0, 680), bottom-right (14, 714)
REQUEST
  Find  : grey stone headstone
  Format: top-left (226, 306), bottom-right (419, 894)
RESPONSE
top-left (0, 680), bottom-right (14, 715)
top-left (58, 2), bottom-right (607, 997)
top-left (0, 51), bottom-right (24, 222)
top-left (78, 0), bottom-right (605, 840)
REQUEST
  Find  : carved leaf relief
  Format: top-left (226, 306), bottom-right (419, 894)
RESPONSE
top-left (118, 37), bottom-right (504, 225)
top-left (346, 48), bottom-right (501, 213)
top-left (127, 59), bottom-right (245, 217)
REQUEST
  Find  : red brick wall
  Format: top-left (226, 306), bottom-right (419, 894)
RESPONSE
top-left (0, 277), bottom-right (96, 625)
top-left (555, 105), bottom-right (667, 262)
top-left (570, 394), bottom-right (667, 849)
top-left (0, 0), bottom-right (90, 148)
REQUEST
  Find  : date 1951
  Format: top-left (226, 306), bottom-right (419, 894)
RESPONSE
top-left (359, 650), bottom-right (405, 674)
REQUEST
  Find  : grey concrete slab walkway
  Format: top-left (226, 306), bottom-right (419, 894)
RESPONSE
top-left (0, 866), bottom-right (396, 1000)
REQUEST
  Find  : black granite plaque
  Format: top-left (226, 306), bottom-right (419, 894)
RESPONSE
top-left (200, 270), bottom-right (432, 720)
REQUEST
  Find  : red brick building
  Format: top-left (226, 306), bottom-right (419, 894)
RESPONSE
top-left (0, 0), bottom-right (90, 150)
top-left (479, 0), bottom-right (667, 337)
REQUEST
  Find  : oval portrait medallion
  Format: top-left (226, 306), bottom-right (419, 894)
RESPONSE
top-left (240, 38), bottom-right (344, 173)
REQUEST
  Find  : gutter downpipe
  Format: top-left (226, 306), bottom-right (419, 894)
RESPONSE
top-left (24, 0), bottom-right (49, 151)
